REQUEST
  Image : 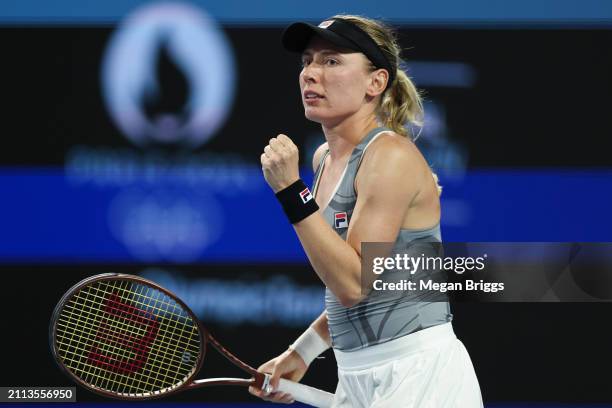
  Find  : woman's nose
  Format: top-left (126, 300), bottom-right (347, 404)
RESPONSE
top-left (301, 65), bottom-right (318, 83)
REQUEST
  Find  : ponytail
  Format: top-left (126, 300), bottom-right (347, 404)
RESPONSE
top-left (380, 69), bottom-right (424, 138)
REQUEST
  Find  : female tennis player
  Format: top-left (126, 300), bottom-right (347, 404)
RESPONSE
top-left (251, 15), bottom-right (482, 407)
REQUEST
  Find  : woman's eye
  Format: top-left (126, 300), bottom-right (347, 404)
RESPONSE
top-left (325, 58), bottom-right (338, 66)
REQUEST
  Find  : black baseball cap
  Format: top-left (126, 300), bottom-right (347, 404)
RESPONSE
top-left (281, 18), bottom-right (396, 88)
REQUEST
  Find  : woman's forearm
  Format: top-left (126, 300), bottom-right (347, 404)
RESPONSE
top-left (311, 311), bottom-right (331, 346)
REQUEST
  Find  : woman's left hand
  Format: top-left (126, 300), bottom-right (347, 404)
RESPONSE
top-left (261, 134), bottom-right (300, 193)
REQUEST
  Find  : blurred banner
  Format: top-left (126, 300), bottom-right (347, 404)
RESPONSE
top-left (2, 169), bottom-right (612, 262)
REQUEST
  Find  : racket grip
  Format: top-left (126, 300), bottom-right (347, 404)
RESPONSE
top-left (269, 376), bottom-right (334, 408)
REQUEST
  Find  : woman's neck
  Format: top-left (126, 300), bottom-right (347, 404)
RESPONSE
top-left (322, 113), bottom-right (379, 161)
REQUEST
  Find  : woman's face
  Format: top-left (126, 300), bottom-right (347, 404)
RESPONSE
top-left (299, 36), bottom-right (374, 125)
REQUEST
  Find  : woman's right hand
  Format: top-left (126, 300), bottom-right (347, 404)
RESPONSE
top-left (248, 348), bottom-right (309, 404)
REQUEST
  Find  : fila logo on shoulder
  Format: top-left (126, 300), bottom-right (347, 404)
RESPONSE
top-left (335, 212), bottom-right (348, 229)
top-left (299, 188), bottom-right (313, 204)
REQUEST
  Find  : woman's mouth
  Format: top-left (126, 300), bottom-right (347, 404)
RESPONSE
top-left (304, 90), bottom-right (324, 100)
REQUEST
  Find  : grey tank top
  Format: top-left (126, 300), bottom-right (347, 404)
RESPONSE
top-left (313, 127), bottom-right (453, 351)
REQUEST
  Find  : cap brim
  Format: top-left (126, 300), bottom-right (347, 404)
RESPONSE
top-left (281, 22), bottom-right (359, 53)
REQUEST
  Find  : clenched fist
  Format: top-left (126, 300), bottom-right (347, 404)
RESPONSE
top-left (261, 134), bottom-right (300, 193)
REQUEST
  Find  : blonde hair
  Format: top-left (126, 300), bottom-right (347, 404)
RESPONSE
top-left (331, 14), bottom-right (441, 195)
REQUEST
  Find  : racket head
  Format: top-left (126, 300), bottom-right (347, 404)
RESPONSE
top-left (50, 273), bottom-right (206, 400)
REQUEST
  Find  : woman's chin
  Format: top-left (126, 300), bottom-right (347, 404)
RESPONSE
top-left (304, 108), bottom-right (333, 124)
top-left (304, 110), bottom-right (323, 123)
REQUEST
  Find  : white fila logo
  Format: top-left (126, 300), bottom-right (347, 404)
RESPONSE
top-left (318, 20), bottom-right (334, 29)
top-left (334, 212), bottom-right (348, 229)
top-left (299, 188), bottom-right (313, 204)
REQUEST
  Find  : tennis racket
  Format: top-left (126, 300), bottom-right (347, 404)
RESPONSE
top-left (49, 273), bottom-right (334, 407)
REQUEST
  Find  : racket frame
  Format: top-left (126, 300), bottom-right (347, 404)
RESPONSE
top-left (50, 273), bottom-right (208, 400)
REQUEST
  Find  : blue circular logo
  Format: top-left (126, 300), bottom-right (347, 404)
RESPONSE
top-left (102, 2), bottom-right (236, 148)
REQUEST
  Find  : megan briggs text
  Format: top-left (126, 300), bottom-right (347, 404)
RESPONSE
top-left (373, 279), bottom-right (505, 293)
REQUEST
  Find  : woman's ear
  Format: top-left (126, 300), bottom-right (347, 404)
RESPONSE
top-left (366, 68), bottom-right (389, 97)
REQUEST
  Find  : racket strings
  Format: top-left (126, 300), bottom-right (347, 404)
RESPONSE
top-left (57, 281), bottom-right (178, 393)
top-left (57, 280), bottom-right (198, 394)
top-left (61, 291), bottom-right (198, 345)
top-left (55, 279), bottom-right (202, 396)
top-left (56, 307), bottom-right (191, 379)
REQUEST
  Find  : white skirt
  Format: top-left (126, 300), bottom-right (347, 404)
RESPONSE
top-left (332, 323), bottom-right (483, 408)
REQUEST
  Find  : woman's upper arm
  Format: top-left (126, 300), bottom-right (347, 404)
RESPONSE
top-left (346, 136), bottom-right (423, 254)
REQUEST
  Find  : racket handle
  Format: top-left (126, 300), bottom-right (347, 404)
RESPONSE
top-left (265, 375), bottom-right (334, 408)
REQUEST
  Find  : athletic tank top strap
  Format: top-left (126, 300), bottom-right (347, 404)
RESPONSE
top-left (312, 149), bottom-right (330, 195)
top-left (312, 126), bottom-right (390, 202)
top-left (353, 126), bottom-right (391, 164)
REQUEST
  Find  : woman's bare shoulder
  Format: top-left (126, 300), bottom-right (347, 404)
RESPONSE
top-left (364, 131), bottom-right (422, 169)
top-left (356, 130), bottom-right (429, 191)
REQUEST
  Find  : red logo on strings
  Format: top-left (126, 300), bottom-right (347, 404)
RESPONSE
top-left (87, 293), bottom-right (159, 375)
